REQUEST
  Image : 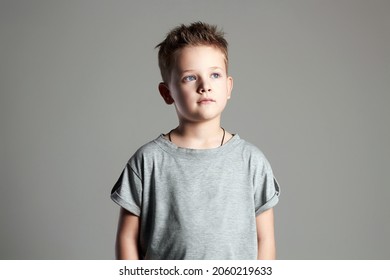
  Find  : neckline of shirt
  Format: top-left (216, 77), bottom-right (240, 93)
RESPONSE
top-left (154, 133), bottom-right (241, 158)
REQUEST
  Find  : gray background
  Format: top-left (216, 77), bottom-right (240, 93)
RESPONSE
top-left (1, 0), bottom-right (389, 259)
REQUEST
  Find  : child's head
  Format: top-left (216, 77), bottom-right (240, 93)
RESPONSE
top-left (156, 22), bottom-right (228, 84)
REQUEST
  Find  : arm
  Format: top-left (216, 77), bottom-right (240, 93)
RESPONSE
top-left (256, 208), bottom-right (276, 260)
top-left (115, 207), bottom-right (140, 260)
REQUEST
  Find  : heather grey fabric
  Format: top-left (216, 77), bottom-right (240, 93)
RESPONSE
top-left (111, 134), bottom-right (280, 259)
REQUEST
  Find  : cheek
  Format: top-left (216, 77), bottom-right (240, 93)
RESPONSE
top-left (174, 92), bottom-right (194, 108)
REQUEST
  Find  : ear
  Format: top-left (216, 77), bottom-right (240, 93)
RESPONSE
top-left (227, 76), bottom-right (233, 99)
top-left (158, 82), bottom-right (174, 104)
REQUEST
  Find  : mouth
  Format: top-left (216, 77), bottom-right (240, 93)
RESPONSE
top-left (197, 98), bottom-right (216, 104)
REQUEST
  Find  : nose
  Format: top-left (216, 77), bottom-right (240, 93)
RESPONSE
top-left (197, 79), bottom-right (212, 94)
top-left (199, 88), bottom-right (211, 93)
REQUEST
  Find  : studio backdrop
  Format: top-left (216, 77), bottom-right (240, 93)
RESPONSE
top-left (0, 0), bottom-right (389, 259)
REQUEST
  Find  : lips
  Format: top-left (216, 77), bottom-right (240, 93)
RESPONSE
top-left (197, 98), bottom-right (215, 104)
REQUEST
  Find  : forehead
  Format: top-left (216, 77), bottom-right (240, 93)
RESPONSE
top-left (173, 45), bottom-right (227, 71)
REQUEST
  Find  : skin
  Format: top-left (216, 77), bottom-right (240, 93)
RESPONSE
top-left (256, 208), bottom-right (276, 259)
top-left (158, 45), bottom-right (234, 148)
top-left (115, 45), bottom-right (276, 259)
top-left (115, 208), bottom-right (140, 260)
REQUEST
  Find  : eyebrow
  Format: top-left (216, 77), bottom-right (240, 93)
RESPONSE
top-left (180, 66), bottom-right (224, 74)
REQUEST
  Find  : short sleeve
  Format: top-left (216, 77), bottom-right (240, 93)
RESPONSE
top-left (110, 163), bottom-right (142, 216)
top-left (254, 159), bottom-right (281, 216)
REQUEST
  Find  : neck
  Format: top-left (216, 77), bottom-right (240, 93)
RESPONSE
top-left (171, 119), bottom-right (225, 149)
top-left (177, 120), bottom-right (221, 139)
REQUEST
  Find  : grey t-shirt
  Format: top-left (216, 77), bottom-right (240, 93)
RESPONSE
top-left (111, 134), bottom-right (280, 260)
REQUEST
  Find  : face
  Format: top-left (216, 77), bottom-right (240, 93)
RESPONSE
top-left (159, 45), bottom-right (233, 124)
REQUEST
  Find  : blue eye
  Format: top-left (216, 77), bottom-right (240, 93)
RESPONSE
top-left (211, 73), bottom-right (221, 79)
top-left (183, 75), bottom-right (196, 82)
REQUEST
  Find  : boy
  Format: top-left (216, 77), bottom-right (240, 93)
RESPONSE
top-left (111, 22), bottom-right (280, 260)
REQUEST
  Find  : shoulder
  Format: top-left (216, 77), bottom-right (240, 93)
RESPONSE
top-left (234, 136), bottom-right (272, 169)
top-left (126, 136), bottom-right (164, 167)
top-left (120, 135), bottom-right (168, 178)
top-left (236, 136), bottom-right (267, 158)
top-left (123, 135), bottom-right (161, 170)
